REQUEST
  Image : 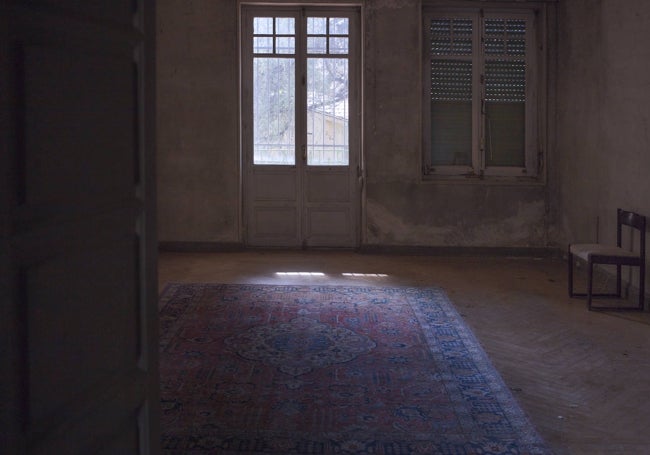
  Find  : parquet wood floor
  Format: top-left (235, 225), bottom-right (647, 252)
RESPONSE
top-left (159, 251), bottom-right (650, 454)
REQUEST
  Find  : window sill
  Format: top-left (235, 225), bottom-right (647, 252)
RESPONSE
top-left (420, 173), bottom-right (545, 186)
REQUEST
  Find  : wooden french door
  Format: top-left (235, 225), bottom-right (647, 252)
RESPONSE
top-left (1, 2), bottom-right (159, 454)
top-left (242, 6), bottom-right (361, 247)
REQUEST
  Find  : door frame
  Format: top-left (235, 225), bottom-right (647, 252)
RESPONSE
top-left (239, 2), bottom-right (364, 248)
top-left (1, 2), bottom-right (160, 453)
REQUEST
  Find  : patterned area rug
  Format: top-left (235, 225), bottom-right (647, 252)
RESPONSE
top-left (159, 284), bottom-right (550, 454)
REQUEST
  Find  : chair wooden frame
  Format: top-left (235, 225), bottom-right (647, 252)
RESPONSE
top-left (568, 209), bottom-right (646, 311)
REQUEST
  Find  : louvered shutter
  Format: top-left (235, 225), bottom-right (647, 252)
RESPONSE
top-left (483, 18), bottom-right (527, 167)
top-left (429, 17), bottom-right (473, 167)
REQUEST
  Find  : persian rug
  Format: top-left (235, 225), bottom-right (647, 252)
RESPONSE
top-left (159, 284), bottom-right (550, 455)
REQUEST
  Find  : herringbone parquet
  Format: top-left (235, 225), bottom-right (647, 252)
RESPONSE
top-left (159, 251), bottom-right (650, 455)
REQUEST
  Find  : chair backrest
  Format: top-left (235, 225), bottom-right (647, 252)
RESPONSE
top-left (617, 208), bottom-right (646, 258)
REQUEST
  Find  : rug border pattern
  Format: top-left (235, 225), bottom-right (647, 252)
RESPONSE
top-left (159, 283), bottom-right (551, 454)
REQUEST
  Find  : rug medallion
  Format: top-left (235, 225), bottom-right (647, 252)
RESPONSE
top-left (159, 284), bottom-right (550, 454)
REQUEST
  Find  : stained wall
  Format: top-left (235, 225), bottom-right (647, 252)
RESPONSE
top-left (363, 1), bottom-right (553, 247)
top-left (157, 0), bottom-right (240, 243)
top-left (156, 0), bottom-right (556, 248)
top-left (554, 0), bottom-right (650, 290)
top-left (555, 0), bottom-right (650, 244)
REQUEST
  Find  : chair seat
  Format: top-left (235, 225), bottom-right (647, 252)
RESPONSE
top-left (569, 243), bottom-right (640, 262)
top-left (568, 209), bottom-right (645, 311)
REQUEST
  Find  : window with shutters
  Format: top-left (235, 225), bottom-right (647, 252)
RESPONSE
top-left (422, 8), bottom-right (539, 179)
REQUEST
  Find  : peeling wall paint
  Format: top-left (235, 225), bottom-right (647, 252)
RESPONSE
top-left (554, 0), bottom-right (650, 289)
top-left (362, 1), bottom-right (551, 247)
top-left (156, 0), bottom-right (556, 248)
top-left (365, 183), bottom-right (547, 246)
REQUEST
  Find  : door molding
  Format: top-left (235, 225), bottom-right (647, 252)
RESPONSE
top-left (240, 5), bottom-right (362, 248)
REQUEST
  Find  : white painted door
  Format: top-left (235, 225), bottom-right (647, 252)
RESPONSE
top-left (242, 7), bottom-right (361, 248)
top-left (1, 2), bottom-right (159, 454)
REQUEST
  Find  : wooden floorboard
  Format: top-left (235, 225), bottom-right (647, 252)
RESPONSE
top-left (159, 251), bottom-right (650, 454)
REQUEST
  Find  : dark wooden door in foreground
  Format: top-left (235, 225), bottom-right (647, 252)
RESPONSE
top-left (1, 2), bottom-right (160, 454)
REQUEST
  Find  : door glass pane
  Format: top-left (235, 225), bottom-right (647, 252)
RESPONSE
top-left (329, 17), bottom-right (349, 35)
top-left (254, 17), bottom-right (273, 34)
top-left (254, 58), bottom-right (295, 165)
top-left (253, 37), bottom-right (273, 54)
top-left (307, 58), bottom-right (349, 166)
top-left (252, 15), bottom-right (297, 165)
top-left (329, 37), bottom-right (348, 54)
top-left (276, 37), bottom-right (295, 54)
top-left (276, 17), bottom-right (295, 35)
top-left (307, 17), bottom-right (326, 35)
top-left (306, 15), bottom-right (350, 166)
top-left (307, 37), bottom-right (327, 54)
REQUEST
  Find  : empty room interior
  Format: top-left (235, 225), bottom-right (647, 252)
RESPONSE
top-left (3, 0), bottom-right (650, 454)
top-left (156, 0), bottom-right (650, 453)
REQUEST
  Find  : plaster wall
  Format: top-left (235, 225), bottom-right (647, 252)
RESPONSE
top-left (555, 0), bottom-right (650, 285)
top-left (156, 0), bottom-right (554, 247)
top-left (364, 1), bottom-right (551, 247)
top-left (157, 0), bottom-right (239, 242)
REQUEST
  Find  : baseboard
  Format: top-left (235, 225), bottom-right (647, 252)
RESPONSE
top-left (158, 241), bottom-right (244, 252)
top-left (358, 244), bottom-right (562, 258)
top-left (159, 242), bottom-right (562, 257)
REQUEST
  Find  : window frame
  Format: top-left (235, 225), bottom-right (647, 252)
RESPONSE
top-left (422, 5), bottom-right (541, 180)
top-left (241, 6), bottom-right (359, 169)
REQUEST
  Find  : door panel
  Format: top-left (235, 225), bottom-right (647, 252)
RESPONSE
top-left (250, 166), bottom-right (300, 245)
top-left (305, 169), bottom-right (355, 245)
top-left (306, 207), bottom-right (353, 239)
top-left (1, 2), bottom-right (159, 454)
top-left (253, 170), bottom-right (297, 201)
top-left (23, 44), bottom-right (134, 206)
top-left (243, 7), bottom-right (360, 248)
top-left (306, 171), bottom-right (350, 203)
top-left (254, 207), bottom-right (299, 240)
top-left (26, 237), bottom-right (137, 423)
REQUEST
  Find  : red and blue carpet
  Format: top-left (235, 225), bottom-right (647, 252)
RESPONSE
top-left (160, 284), bottom-right (550, 454)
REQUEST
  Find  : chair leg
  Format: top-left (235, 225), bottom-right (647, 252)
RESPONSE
top-left (568, 249), bottom-right (574, 297)
top-left (639, 263), bottom-right (645, 311)
top-left (587, 258), bottom-right (594, 311)
top-left (616, 264), bottom-right (622, 297)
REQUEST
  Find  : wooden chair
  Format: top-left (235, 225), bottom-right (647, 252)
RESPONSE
top-left (568, 209), bottom-right (646, 311)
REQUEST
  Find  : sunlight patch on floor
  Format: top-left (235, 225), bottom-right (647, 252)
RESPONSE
top-left (274, 272), bottom-right (389, 278)
top-left (276, 272), bottom-right (326, 277)
top-left (342, 273), bottom-right (388, 277)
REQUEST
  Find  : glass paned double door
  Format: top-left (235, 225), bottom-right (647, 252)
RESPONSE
top-left (242, 7), bottom-right (360, 247)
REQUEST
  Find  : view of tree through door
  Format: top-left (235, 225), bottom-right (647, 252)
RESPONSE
top-left (242, 6), bottom-right (360, 247)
